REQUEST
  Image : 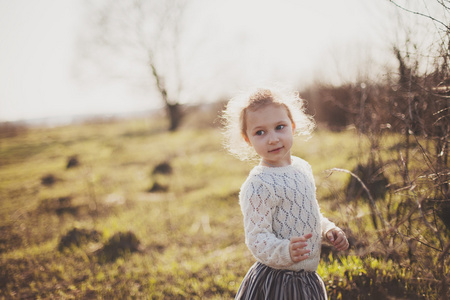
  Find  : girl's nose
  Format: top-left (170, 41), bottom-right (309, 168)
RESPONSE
top-left (268, 132), bottom-right (279, 144)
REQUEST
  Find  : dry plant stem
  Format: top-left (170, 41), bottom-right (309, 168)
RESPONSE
top-left (439, 240), bottom-right (450, 300)
top-left (327, 168), bottom-right (389, 228)
top-left (400, 150), bottom-right (449, 298)
top-left (327, 168), bottom-right (395, 249)
top-left (433, 107), bottom-right (450, 124)
top-left (412, 134), bottom-right (438, 180)
top-left (399, 152), bottom-right (445, 250)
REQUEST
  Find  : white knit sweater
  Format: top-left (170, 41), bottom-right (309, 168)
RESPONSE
top-left (239, 156), bottom-right (336, 271)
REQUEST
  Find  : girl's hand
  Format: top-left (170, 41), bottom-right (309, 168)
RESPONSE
top-left (326, 228), bottom-right (349, 251)
top-left (289, 233), bottom-right (313, 263)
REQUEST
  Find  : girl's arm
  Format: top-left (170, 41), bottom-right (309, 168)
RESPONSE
top-left (321, 214), bottom-right (349, 251)
top-left (320, 214), bottom-right (337, 238)
top-left (240, 181), bottom-right (294, 269)
top-left (306, 159), bottom-right (349, 251)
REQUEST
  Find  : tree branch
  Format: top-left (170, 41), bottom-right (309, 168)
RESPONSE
top-left (328, 168), bottom-right (390, 228)
top-left (388, 0), bottom-right (450, 31)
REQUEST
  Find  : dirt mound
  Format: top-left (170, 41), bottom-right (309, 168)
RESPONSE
top-left (147, 181), bottom-right (168, 192)
top-left (97, 231), bottom-right (141, 263)
top-left (41, 174), bottom-right (59, 186)
top-left (38, 197), bottom-right (85, 216)
top-left (58, 228), bottom-right (102, 251)
top-left (152, 162), bottom-right (172, 175)
top-left (66, 155), bottom-right (80, 169)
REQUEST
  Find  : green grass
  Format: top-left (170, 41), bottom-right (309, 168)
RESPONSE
top-left (0, 117), bottom-right (446, 299)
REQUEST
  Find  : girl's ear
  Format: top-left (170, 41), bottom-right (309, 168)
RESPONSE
top-left (292, 122), bottom-right (296, 132)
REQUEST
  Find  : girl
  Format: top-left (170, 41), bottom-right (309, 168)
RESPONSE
top-left (222, 87), bottom-right (349, 299)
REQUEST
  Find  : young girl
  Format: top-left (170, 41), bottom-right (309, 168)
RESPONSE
top-left (222, 87), bottom-right (349, 299)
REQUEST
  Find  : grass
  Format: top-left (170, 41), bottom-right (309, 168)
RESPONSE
top-left (0, 116), bottom-right (446, 299)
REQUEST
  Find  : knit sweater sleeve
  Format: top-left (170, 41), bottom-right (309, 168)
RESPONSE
top-left (239, 178), bottom-right (293, 269)
top-left (320, 212), bottom-right (337, 237)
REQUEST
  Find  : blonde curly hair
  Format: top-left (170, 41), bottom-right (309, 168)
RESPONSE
top-left (221, 86), bottom-right (315, 161)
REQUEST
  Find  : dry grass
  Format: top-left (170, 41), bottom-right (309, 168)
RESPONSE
top-left (0, 116), bottom-right (446, 299)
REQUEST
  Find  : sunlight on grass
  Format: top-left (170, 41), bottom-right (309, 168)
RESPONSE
top-left (0, 117), bottom-right (445, 299)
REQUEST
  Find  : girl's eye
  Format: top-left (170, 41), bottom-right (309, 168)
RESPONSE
top-left (276, 125), bottom-right (285, 130)
top-left (255, 130), bottom-right (265, 136)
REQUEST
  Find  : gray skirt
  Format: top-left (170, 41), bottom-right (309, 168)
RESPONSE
top-left (235, 262), bottom-right (328, 300)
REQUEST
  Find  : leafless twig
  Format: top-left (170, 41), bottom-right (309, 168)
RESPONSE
top-left (388, 0), bottom-right (450, 31)
top-left (399, 152), bottom-right (445, 250)
top-left (327, 168), bottom-right (389, 228)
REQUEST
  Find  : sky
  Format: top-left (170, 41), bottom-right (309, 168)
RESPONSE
top-left (0, 0), bottom-right (149, 122)
top-left (0, 0), bottom-right (436, 123)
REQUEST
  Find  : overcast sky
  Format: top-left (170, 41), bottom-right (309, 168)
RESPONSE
top-left (0, 0), bottom-right (439, 123)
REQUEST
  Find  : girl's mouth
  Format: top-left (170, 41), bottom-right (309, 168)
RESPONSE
top-left (269, 146), bottom-right (283, 153)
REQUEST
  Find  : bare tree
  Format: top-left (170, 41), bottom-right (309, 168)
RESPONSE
top-left (310, 2), bottom-right (450, 297)
top-left (381, 1), bottom-right (449, 298)
top-left (80, 0), bottom-right (190, 131)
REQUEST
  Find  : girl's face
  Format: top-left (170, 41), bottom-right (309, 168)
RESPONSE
top-left (244, 103), bottom-right (295, 167)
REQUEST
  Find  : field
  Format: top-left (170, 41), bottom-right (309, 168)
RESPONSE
top-left (0, 114), bottom-right (446, 299)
